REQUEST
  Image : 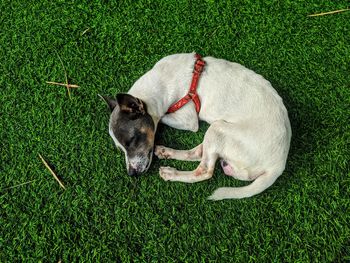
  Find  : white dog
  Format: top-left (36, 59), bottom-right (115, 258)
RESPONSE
top-left (102, 53), bottom-right (291, 200)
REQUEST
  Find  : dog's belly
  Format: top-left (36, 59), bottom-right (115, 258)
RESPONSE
top-left (220, 159), bottom-right (234, 176)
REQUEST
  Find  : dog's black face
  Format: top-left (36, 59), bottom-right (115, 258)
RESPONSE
top-left (102, 94), bottom-right (156, 176)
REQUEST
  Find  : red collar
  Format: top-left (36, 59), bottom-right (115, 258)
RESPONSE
top-left (167, 53), bottom-right (205, 114)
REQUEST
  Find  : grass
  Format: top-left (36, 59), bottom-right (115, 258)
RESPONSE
top-left (0, 0), bottom-right (349, 261)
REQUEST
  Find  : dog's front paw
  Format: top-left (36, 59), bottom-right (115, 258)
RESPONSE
top-left (155, 145), bottom-right (172, 159)
top-left (159, 166), bottom-right (177, 181)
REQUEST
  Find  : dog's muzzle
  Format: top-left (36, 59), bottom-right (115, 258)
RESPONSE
top-left (127, 149), bottom-right (153, 176)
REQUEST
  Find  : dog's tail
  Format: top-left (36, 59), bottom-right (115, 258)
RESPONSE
top-left (207, 170), bottom-right (280, 200)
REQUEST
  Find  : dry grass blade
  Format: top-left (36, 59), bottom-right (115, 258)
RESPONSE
top-left (308, 8), bottom-right (350, 17)
top-left (55, 51), bottom-right (71, 99)
top-left (38, 154), bottom-right (66, 190)
top-left (81, 28), bottom-right (91, 36)
top-left (1, 180), bottom-right (36, 191)
top-left (46, 81), bottom-right (80, 88)
top-left (46, 52), bottom-right (80, 95)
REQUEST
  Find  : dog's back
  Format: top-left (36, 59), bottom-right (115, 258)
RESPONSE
top-left (155, 53), bottom-right (291, 159)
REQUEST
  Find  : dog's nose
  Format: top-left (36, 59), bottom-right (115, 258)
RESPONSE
top-left (128, 167), bottom-right (137, 176)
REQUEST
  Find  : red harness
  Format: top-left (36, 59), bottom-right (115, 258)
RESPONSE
top-left (167, 53), bottom-right (205, 114)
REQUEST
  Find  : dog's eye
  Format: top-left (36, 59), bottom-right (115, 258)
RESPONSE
top-left (125, 137), bottom-right (135, 148)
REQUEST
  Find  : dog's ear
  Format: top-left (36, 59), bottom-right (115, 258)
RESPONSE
top-left (116, 93), bottom-right (146, 115)
top-left (98, 94), bottom-right (119, 112)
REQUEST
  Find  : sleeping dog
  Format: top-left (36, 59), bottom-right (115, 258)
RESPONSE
top-left (101, 53), bottom-right (291, 200)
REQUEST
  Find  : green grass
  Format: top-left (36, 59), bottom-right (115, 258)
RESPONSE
top-left (1, 0), bottom-right (349, 261)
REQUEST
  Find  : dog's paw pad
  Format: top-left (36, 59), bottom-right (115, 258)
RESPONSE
top-left (159, 166), bottom-right (177, 181)
top-left (155, 145), bottom-right (172, 159)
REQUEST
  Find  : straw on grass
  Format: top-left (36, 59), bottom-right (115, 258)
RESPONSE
top-left (308, 8), bottom-right (350, 17)
top-left (81, 28), bottom-right (91, 36)
top-left (38, 154), bottom-right (66, 190)
top-left (46, 81), bottom-right (80, 88)
top-left (47, 51), bottom-right (79, 98)
top-left (57, 51), bottom-right (71, 98)
top-left (1, 180), bottom-right (36, 191)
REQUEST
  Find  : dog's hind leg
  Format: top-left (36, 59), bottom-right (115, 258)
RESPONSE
top-left (155, 144), bottom-right (203, 161)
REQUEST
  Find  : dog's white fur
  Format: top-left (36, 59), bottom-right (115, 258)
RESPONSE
top-left (128, 53), bottom-right (291, 200)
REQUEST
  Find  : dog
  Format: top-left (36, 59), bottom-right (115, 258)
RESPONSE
top-left (101, 53), bottom-right (291, 200)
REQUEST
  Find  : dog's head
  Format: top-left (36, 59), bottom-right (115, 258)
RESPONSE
top-left (101, 93), bottom-right (156, 176)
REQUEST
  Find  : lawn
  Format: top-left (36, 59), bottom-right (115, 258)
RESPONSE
top-left (1, 0), bottom-right (349, 261)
